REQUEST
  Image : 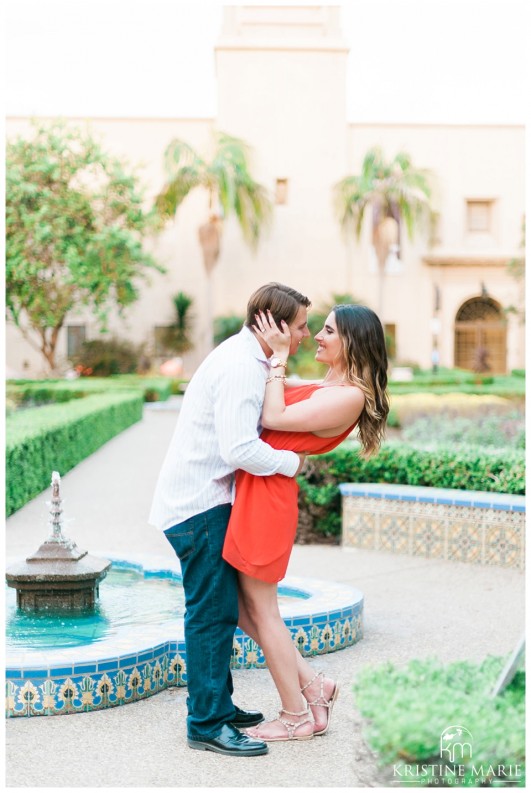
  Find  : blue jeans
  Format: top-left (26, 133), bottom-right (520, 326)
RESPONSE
top-left (164, 503), bottom-right (238, 740)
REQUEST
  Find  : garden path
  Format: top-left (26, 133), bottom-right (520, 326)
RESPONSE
top-left (5, 403), bottom-right (525, 788)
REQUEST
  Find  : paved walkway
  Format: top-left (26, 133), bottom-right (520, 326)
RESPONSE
top-left (5, 404), bottom-right (525, 788)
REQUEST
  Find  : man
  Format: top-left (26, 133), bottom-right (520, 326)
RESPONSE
top-left (149, 282), bottom-right (311, 757)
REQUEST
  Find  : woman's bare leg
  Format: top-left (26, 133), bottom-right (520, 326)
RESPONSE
top-left (238, 583), bottom-right (338, 733)
top-left (237, 572), bottom-right (313, 738)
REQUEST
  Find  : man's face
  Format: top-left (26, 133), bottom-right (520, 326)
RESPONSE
top-left (286, 305), bottom-right (311, 356)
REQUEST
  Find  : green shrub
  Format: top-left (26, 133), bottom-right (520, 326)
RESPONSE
top-left (169, 378), bottom-right (188, 395)
top-left (297, 442), bottom-right (525, 538)
top-left (386, 407), bottom-right (400, 428)
top-left (106, 375), bottom-right (172, 402)
top-left (353, 655), bottom-right (525, 787)
top-left (70, 337), bottom-right (142, 376)
top-left (6, 391), bottom-right (143, 515)
top-left (512, 369), bottom-right (525, 378)
top-left (7, 376), bottom-right (172, 403)
top-left (6, 384), bottom-right (88, 409)
top-left (159, 291), bottom-right (195, 354)
top-left (389, 378), bottom-right (525, 398)
top-left (214, 314), bottom-right (245, 346)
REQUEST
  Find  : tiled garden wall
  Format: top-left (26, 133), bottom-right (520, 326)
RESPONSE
top-left (340, 484), bottom-right (525, 570)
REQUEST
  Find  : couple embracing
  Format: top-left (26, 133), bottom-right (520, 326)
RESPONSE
top-left (149, 282), bottom-right (389, 757)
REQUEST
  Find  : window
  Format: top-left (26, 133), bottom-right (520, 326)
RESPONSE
top-left (466, 200), bottom-right (493, 233)
top-left (275, 178), bottom-right (288, 205)
top-left (384, 323), bottom-right (396, 359)
top-left (67, 325), bottom-right (86, 358)
top-left (454, 297), bottom-right (507, 373)
top-left (154, 326), bottom-right (172, 357)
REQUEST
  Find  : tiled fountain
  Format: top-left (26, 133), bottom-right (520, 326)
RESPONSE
top-left (6, 475), bottom-right (364, 717)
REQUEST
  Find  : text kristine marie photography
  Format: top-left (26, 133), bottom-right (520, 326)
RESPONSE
top-left (392, 725), bottom-right (523, 786)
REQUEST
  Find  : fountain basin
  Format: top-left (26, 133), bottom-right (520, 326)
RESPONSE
top-left (6, 553), bottom-right (364, 718)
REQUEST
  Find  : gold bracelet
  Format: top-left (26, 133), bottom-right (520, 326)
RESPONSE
top-left (266, 375), bottom-right (286, 384)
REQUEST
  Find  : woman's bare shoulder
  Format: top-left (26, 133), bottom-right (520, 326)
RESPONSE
top-left (312, 383), bottom-right (365, 406)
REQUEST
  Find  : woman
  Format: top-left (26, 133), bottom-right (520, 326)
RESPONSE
top-left (222, 304), bottom-right (389, 741)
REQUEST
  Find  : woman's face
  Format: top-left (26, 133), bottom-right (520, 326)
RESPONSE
top-left (314, 312), bottom-right (343, 366)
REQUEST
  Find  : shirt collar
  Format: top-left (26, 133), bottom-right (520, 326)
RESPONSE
top-left (239, 325), bottom-right (269, 363)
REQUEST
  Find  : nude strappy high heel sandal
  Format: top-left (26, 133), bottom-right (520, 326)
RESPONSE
top-left (301, 671), bottom-right (339, 736)
top-left (250, 707), bottom-right (314, 742)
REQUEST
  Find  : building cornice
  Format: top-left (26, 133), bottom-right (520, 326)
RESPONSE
top-left (423, 254), bottom-right (518, 267)
top-left (215, 41), bottom-right (349, 54)
top-left (348, 121), bottom-right (525, 130)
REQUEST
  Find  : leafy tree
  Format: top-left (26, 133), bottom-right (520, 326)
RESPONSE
top-left (334, 148), bottom-right (433, 321)
top-left (6, 121), bottom-right (164, 373)
top-left (154, 131), bottom-right (272, 350)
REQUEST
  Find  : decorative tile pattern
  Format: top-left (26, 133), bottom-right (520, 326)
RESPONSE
top-left (341, 484), bottom-right (525, 570)
top-left (411, 517), bottom-right (446, 559)
top-left (380, 514), bottom-right (410, 554)
top-left (5, 559), bottom-right (363, 719)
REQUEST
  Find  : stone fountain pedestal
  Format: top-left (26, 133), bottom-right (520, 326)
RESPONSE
top-left (6, 541), bottom-right (111, 612)
top-left (5, 472), bottom-right (111, 613)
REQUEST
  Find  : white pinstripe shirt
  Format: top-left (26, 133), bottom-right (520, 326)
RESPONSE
top-left (149, 326), bottom-right (300, 530)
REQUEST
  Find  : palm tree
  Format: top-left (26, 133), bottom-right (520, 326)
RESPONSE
top-left (334, 147), bottom-right (433, 321)
top-left (155, 131), bottom-right (272, 350)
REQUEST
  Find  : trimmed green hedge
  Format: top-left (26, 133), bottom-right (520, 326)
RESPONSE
top-left (389, 382), bottom-right (525, 398)
top-left (6, 391), bottom-right (143, 516)
top-left (353, 655), bottom-right (525, 787)
top-left (7, 375), bottom-right (173, 403)
top-left (297, 441), bottom-right (525, 537)
top-left (387, 370), bottom-right (525, 398)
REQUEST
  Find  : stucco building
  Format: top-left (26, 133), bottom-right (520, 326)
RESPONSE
top-left (6, 5), bottom-right (525, 377)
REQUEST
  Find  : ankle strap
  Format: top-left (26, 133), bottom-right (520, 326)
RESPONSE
top-left (300, 670), bottom-right (322, 694)
top-left (280, 707), bottom-right (310, 717)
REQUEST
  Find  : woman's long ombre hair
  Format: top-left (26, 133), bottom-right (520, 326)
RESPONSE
top-left (333, 304), bottom-right (390, 457)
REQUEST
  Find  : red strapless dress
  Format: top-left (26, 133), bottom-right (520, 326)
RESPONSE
top-left (222, 384), bottom-right (357, 583)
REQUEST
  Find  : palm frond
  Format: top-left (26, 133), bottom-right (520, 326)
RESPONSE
top-left (164, 139), bottom-right (204, 175)
top-left (155, 166), bottom-right (202, 218)
top-left (155, 130), bottom-right (271, 248)
top-left (336, 147), bottom-right (434, 241)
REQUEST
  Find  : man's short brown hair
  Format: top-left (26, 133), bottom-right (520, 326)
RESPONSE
top-left (245, 283), bottom-right (311, 329)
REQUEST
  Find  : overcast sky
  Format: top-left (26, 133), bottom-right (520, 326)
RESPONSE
top-left (4, 0), bottom-right (527, 124)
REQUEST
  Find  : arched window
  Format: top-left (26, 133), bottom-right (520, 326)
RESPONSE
top-left (454, 297), bottom-right (507, 373)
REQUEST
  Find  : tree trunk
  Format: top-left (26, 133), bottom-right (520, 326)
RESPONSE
top-left (373, 216), bottom-right (399, 322)
top-left (198, 216), bottom-right (222, 353)
top-left (40, 324), bottom-right (63, 375)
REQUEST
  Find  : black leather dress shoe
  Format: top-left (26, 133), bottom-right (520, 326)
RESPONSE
top-left (187, 723), bottom-right (268, 756)
top-left (231, 705), bottom-right (265, 729)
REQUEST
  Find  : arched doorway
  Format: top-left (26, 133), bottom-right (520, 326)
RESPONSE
top-left (454, 297), bottom-right (507, 373)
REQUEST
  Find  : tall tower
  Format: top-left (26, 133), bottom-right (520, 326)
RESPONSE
top-left (214, 6), bottom-right (350, 307)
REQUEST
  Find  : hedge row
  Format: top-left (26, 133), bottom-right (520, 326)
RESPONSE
top-left (7, 375), bottom-right (173, 403)
top-left (6, 391), bottom-right (143, 516)
top-left (297, 441), bottom-right (525, 537)
top-left (388, 382), bottom-right (525, 398)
